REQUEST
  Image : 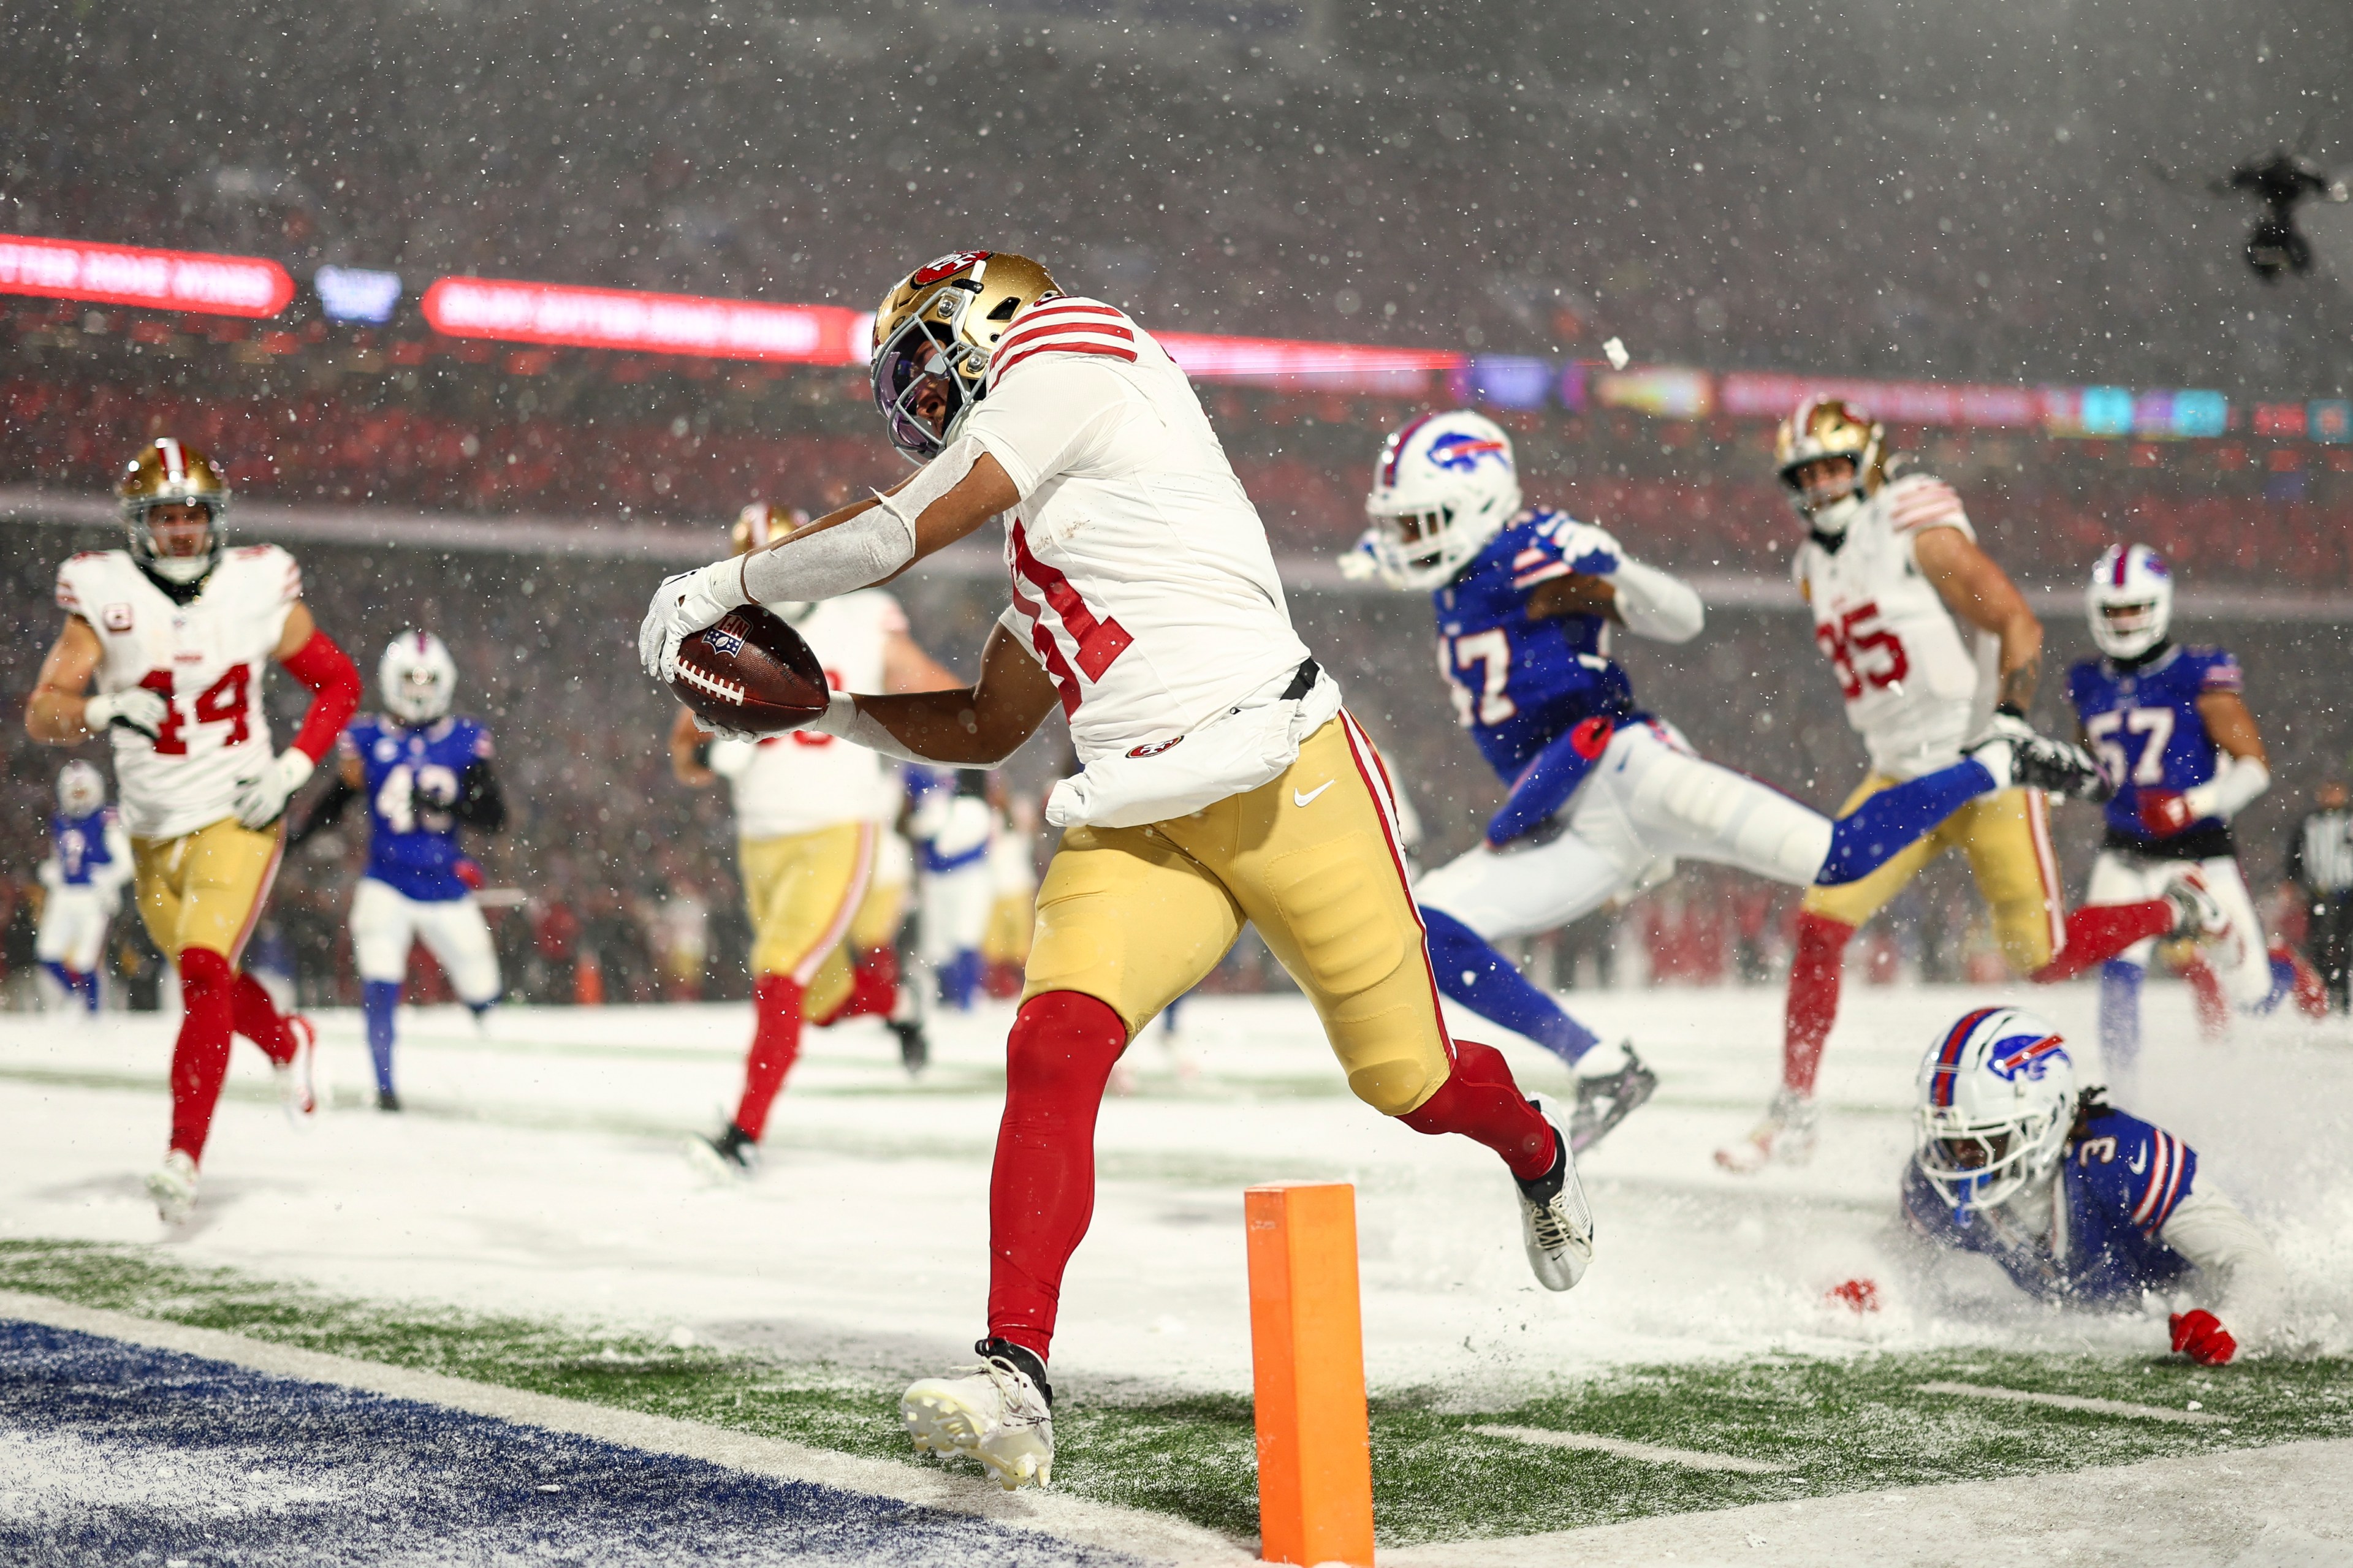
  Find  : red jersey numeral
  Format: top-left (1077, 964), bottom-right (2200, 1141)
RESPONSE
top-left (136, 664), bottom-right (252, 755)
top-left (1814, 602), bottom-right (1910, 701)
top-left (1008, 521), bottom-right (1133, 716)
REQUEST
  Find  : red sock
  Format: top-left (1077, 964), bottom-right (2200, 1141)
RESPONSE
top-left (2030, 901), bottom-right (2173, 983)
top-left (732, 975), bottom-right (807, 1140)
top-left (1784, 913), bottom-right (1852, 1096)
top-left (170, 949), bottom-right (238, 1164)
top-left (2181, 954), bottom-right (2230, 1039)
top-left (814, 948), bottom-right (899, 1028)
top-left (987, 990), bottom-right (1128, 1363)
top-left (231, 971), bottom-right (298, 1065)
top-left (1397, 1039), bottom-right (1556, 1181)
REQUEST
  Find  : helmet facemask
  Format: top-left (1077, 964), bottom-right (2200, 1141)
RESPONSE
top-left (1915, 1100), bottom-right (2069, 1224)
top-left (1363, 412), bottom-right (1525, 589)
top-left (872, 300), bottom-right (987, 463)
top-left (379, 632), bottom-right (457, 726)
top-left (131, 500), bottom-right (222, 585)
top-left (1782, 457), bottom-right (1865, 537)
top-left (1774, 400), bottom-right (1884, 539)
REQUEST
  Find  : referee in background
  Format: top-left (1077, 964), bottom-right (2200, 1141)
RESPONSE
top-left (2289, 779), bottom-right (2353, 1013)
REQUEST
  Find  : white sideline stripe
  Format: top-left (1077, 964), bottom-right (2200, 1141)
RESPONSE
top-left (0, 1290), bottom-right (1254, 1567)
top-left (1915, 1379), bottom-right (2226, 1425)
top-left (1467, 1423), bottom-right (1789, 1474)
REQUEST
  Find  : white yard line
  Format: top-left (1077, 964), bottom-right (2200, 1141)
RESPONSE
top-left (1914, 1379), bottom-right (2226, 1426)
top-left (1465, 1423), bottom-right (1788, 1474)
top-left (0, 1290), bottom-right (1255, 1568)
top-left (1383, 1436), bottom-right (2353, 1567)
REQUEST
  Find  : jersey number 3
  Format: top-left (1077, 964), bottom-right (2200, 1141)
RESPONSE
top-left (1815, 603), bottom-right (1910, 701)
top-left (1441, 629), bottom-right (1517, 727)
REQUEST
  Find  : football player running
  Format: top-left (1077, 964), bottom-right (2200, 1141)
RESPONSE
top-left (34, 761), bottom-right (132, 1015)
top-left (1901, 1006), bottom-right (2285, 1365)
top-left (642, 251), bottom-right (1589, 1491)
top-left (2070, 546), bottom-right (2276, 1081)
top-left (1348, 411), bottom-right (2099, 1154)
top-left (1726, 400), bottom-right (2229, 1173)
top-left (289, 631), bottom-right (506, 1110)
top-left (670, 504), bottom-right (960, 1178)
top-left (26, 439), bottom-right (362, 1222)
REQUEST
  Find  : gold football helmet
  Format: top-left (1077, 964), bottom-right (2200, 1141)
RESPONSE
top-left (117, 436), bottom-right (230, 584)
top-left (870, 251), bottom-right (1062, 462)
top-left (731, 501), bottom-right (807, 556)
top-left (1773, 398), bottom-right (1884, 534)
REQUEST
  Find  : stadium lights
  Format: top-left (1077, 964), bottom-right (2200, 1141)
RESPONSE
top-left (0, 232), bottom-right (294, 317)
top-left (316, 265), bottom-right (403, 325)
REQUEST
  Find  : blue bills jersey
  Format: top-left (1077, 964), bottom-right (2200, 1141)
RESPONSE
top-left (2067, 645), bottom-right (2243, 850)
top-left (50, 808), bottom-right (118, 887)
top-left (342, 714), bottom-right (494, 902)
top-left (1903, 1107), bottom-right (2200, 1306)
top-left (1430, 509), bottom-right (1638, 781)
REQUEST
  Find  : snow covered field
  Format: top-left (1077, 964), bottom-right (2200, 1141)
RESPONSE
top-left (5, 979), bottom-right (2350, 1394)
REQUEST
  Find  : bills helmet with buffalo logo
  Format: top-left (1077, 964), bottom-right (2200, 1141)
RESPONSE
top-left (1361, 410), bottom-right (1526, 589)
top-left (1914, 1005), bottom-right (2081, 1223)
top-left (2085, 543), bottom-right (2174, 662)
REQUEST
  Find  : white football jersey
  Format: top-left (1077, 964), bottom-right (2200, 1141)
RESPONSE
top-left (1792, 474), bottom-right (1999, 780)
top-left (967, 297), bottom-right (1313, 765)
top-left (712, 589), bottom-right (905, 839)
top-left (55, 545), bottom-right (302, 840)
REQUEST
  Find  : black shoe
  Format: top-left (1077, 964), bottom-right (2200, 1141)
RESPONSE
top-left (891, 1019), bottom-right (930, 1078)
top-left (1567, 1043), bottom-right (1657, 1154)
top-left (973, 1336), bottom-right (1054, 1409)
top-left (376, 1089), bottom-right (403, 1113)
top-left (2011, 735), bottom-right (2108, 801)
top-left (692, 1122), bottom-right (759, 1176)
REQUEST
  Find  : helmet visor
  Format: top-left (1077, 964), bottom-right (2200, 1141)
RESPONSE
top-left (870, 314), bottom-right (970, 463)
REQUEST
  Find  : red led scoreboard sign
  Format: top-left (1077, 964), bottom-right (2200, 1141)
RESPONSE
top-left (0, 233), bottom-right (295, 317)
top-left (422, 276), bottom-right (867, 365)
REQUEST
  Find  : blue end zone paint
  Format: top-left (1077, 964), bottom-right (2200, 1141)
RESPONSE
top-left (0, 1319), bottom-right (1134, 1567)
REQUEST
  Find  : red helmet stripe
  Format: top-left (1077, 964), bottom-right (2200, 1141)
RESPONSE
top-left (1380, 414), bottom-right (1439, 488)
top-left (1929, 1006), bottom-right (2002, 1107)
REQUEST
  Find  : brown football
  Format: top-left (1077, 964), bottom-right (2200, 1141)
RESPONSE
top-left (669, 605), bottom-right (831, 732)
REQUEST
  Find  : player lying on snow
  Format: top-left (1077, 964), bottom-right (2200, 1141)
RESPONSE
top-left (1899, 1006), bottom-right (2286, 1366)
top-left (642, 249), bottom-right (1600, 1490)
top-left (1340, 411), bottom-right (2121, 1154)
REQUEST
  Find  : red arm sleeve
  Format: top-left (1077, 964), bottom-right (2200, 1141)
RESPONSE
top-left (278, 629), bottom-right (363, 765)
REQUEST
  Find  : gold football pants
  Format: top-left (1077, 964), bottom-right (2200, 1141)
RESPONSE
top-left (1021, 714), bottom-right (1451, 1116)
top-left (132, 816), bottom-right (285, 966)
top-left (740, 823), bottom-right (875, 1011)
top-left (1800, 773), bottom-right (2064, 972)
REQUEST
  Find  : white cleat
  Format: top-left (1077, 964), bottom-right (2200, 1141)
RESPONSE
top-left (146, 1151), bottom-right (199, 1225)
top-left (1516, 1103), bottom-right (1594, 1291)
top-left (902, 1343), bottom-right (1056, 1491)
top-left (275, 1014), bottom-right (318, 1123)
top-left (2163, 866), bottom-right (2231, 945)
top-left (1715, 1086), bottom-right (1819, 1174)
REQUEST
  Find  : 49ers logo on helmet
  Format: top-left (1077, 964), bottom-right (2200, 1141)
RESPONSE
top-left (911, 251), bottom-right (992, 287)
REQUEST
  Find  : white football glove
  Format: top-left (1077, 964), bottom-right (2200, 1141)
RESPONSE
top-left (1550, 520), bottom-right (1625, 577)
top-left (232, 749), bottom-right (316, 830)
top-left (83, 687), bottom-right (170, 740)
top-left (638, 560), bottom-right (745, 682)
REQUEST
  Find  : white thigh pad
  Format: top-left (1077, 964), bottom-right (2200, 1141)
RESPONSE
top-left (350, 877), bottom-right (422, 984)
top-left (1616, 733), bottom-right (1831, 885)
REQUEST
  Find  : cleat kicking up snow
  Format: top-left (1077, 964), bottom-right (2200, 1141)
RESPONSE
top-left (902, 1339), bottom-right (1055, 1490)
top-left (1567, 1042), bottom-right (1657, 1154)
top-left (275, 1014), bottom-right (317, 1123)
top-left (146, 1150), bottom-right (199, 1225)
top-left (1516, 1103), bottom-right (1594, 1290)
top-left (1716, 1085), bottom-right (1819, 1174)
top-left (686, 1121), bottom-right (759, 1181)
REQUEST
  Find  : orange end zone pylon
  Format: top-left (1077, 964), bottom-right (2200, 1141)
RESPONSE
top-left (1245, 1181), bottom-right (1375, 1567)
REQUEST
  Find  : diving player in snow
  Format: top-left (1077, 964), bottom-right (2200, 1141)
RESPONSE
top-left (1903, 1005), bottom-right (2284, 1364)
top-left (2069, 545), bottom-right (2276, 1081)
top-left (25, 437), bottom-right (362, 1223)
top-left (642, 251), bottom-right (1590, 1492)
top-left (671, 504), bottom-right (962, 1178)
top-left (34, 761), bottom-right (132, 1014)
top-left (1347, 410), bottom-right (2101, 1154)
top-left (290, 631), bottom-right (506, 1110)
top-left (1727, 399), bottom-right (2230, 1173)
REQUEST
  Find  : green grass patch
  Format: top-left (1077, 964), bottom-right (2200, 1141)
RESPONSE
top-left (4, 1238), bottom-right (2348, 1548)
